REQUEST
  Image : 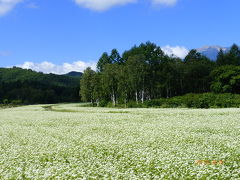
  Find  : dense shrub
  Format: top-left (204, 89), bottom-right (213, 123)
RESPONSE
top-left (10, 100), bottom-right (23, 105)
top-left (120, 93), bottom-right (240, 109)
top-left (99, 100), bottom-right (108, 107)
top-left (183, 93), bottom-right (214, 108)
top-left (86, 93), bottom-right (240, 109)
top-left (127, 101), bottom-right (146, 108)
top-left (143, 99), bottom-right (165, 107)
top-left (145, 93), bottom-right (240, 108)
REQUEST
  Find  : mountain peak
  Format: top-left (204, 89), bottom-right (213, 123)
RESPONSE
top-left (197, 45), bottom-right (229, 60)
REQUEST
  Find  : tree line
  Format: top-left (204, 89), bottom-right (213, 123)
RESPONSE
top-left (80, 42), bottom-right (240, 106)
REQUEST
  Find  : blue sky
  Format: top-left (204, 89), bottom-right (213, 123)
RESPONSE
top-left (0, 0), bottom-right (239, 74)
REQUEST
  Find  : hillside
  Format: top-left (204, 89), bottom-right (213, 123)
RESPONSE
top-left (0, 67), bottom-right (81, 104)
top-left (65, 71), bottom-right (83, 77)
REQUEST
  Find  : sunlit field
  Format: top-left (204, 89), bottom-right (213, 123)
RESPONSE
top-left (0, 104), bottom-right (240, 179)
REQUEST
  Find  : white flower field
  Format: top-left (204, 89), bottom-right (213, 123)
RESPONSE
top-left (0, 104), bottom-right (240, 179)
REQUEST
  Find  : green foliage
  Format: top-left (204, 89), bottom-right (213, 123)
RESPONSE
top-left (146, 93), bottom-right (240, 108)
top-left (184, 93), bottom-right (214, 108)
top-left (0, 67), bottom-right (81, 104)
top-left (10, 100), bottom-right (23, 105)
top-left (216, 44), bottom-right (240, 66)
top-left (80, 42), bottom-right (240, 108)
top-left (96, 52), bottom-right (111, 72)
top-left (127, 101), bottom-right (146, 108)
top-left (183, 50), bottom-right (215, 93)
top-left (143, 99), bottom-right (165, 107)
top-left (3, 99), bottom-right (9, 105)
top-left (109, 49), bottom-right (123, 64)
top-left (184, 49), bottom-right (203, 63)
top-left (216, 49), bottom-right (226, 66)
top-left (163, 96), bottom-right (185, 108)
top-left (82, 41), bottom-right (218, 106)
top-left (211, 65), bottom-right (240, 94)
top-left (105, 93), bottom-right (240, 109)
top-left (80, 67), bottom-right (96, 103)
top-left (98, 100), bottom-right (108, 107)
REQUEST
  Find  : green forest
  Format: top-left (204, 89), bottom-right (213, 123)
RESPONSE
top-left (0, 68), bottom-right (82, 105)
top-left (80, 42), bottom-right (240, 108)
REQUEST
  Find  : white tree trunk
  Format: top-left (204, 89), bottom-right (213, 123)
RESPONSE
top-left (112, 91), bottom-right (116, 107)
top-left (135, 91), bottom-right (138, 104)
top-left (141, 90), bottom-right (144, 103)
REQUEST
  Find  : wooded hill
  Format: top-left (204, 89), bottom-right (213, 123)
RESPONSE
top-left (0, 67), bottom-right (82, 104)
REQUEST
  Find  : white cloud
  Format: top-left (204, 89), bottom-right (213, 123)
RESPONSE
top-left (0, 0), bottom-right (23, 16)
top-left (0, 0), bottom-right (179, 15)
top-left (74, 0), bottom-right (136, 11)
top-left (74, 0), bottom-right (178, 11)
top-left (162, 45), bottom-right (189, 59)
top-left (152, 0), bottom-right (177, 6)
top-left (17, 61), bottom-right (96, 74)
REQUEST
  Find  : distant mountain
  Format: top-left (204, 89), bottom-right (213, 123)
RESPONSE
top-left (65, 71), bottom-right (83, 77)
top-left (197, 46), bottom-right (229, 60)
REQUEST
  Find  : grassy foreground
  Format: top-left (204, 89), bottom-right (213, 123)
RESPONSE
top-left (0, 104), bottom-right (240, 179)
